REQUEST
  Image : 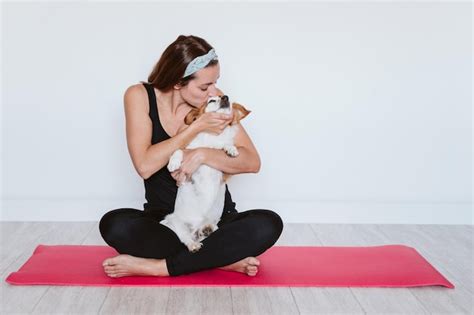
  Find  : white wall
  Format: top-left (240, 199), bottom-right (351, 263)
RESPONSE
top-left (1, 1), bottom-right (472, 224)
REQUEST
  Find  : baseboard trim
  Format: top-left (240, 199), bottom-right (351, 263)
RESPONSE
top-left (1, 199), bottom-right (472, 224)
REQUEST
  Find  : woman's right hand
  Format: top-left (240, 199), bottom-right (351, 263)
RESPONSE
top-left (193, 112), bottom-right (233, 135)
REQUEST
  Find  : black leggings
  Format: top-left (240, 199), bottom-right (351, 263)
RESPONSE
top-left (99, 208), bottom-right (284, 276)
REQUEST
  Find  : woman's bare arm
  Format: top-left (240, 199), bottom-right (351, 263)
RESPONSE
top-left (124, 84), bottom-right (201, 180)
top-left (200, 87), bottom-right (261, 175)
top-left (200, 122), bottom-right (261, 175)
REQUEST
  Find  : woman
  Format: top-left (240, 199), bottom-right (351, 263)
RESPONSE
top-left (99, 35), bottom-right (283, 277)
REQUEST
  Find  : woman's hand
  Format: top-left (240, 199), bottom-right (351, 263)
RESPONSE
top-left (170, 148), bottom-right (205, 186)
top-left (192, 112), bottom-right (233, 135)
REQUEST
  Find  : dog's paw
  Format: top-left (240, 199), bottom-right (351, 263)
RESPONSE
top-left (201, 223), bottom-right (218, 237)
top-left (223, 145), bottom-right (239, 157)
top-left (167, 150), bottom-right (183, 172)
top-left (186, 241), bottom-right (203, 253)
top-left (193, 224), bottom-right (219, 242)
top-left (192, 229), bottom-right (201, 241)
top-left (201, 225), bottom-right (214, 237)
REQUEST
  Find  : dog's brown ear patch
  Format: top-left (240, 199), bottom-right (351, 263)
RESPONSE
top-left (184, 108), bottom-right (199, 125)
top-left (231, 103), bottom-right (251, 125)
top-left (223, 173), bottom-right (232, 182)
top-left (184, 103), bottom-right (207, 125)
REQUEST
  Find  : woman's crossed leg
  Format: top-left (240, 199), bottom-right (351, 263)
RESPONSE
top-left (99, 208), bottom-right (283, 277)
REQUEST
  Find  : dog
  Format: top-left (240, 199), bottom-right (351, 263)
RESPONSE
top-left (160, 95), bottom-right (251, 252)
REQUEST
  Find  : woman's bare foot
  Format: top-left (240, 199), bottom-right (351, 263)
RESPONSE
top-left (102, 254), bottom-right (260, 278)
top-left (218, 257), bottom-right (260, 276)
top-left (102, 254), bottom-right (169, 278)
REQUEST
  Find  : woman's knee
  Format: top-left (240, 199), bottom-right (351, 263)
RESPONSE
top-left (98, 208), bottom-right (137, 246)
top-left (99, 209), bottom-right (118, 238)
top-left (98, 208), bottom-right (183, 258)
top-left (247, 209), bottom-right (284, 246)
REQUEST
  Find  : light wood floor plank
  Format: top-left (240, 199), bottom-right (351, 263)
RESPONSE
top-left (291, 286), bottom-right (365, 314)
top-left (2, 222), bottom-right (473, 314)
top-left (29, 222), bottom-right (111, 315)
top-left (416, 224), bottom-right (473, 295)
top-left (311, 224), bottom-right (430, 314)
top-left (282, 224), bottom-right (364, 314)
top-left (231, 223), bottom-right (313, 314)
top-left (1, 222), bottom-right (52, 275)
top-left (376, 224), bottom-right (473, 314)
top-left (82, 221), bottom-right (108, 246)
top-left (1, 222), bottom-right (54, 315)
top-left (437, 225), bottom-right (473, 252)
top-left (32, 286), bottom-right (109, 315)
top-left (275, 222), bottom-right (323, 246)
top-left (233, 286), bottom-right (299, 315)
top-left (1, 222), bottom-right (94, 314)
top-left (376, 224), bottom-right (472, 291)
top-left (164, 287), bottom-right (232, 315)
top-left (99, 287), bottom-right (171, 315)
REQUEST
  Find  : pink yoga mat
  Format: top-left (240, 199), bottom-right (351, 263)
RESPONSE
top-left (5, 244), bottom-right (454, 288)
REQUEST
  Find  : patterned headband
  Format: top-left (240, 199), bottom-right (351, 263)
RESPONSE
top-left (182, 48), bottom-right (219, 78)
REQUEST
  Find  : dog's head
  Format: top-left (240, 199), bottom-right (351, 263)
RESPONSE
top-left (184, 95), bottom-right (251, 184)
top-left (184, 95), bottom-right (251, 126)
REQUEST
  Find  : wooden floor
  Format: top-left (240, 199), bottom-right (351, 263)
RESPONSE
top-left (1, 222), bottom-right (472, 314)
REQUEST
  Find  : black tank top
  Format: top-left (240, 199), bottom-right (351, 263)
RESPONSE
top-left (141, 82), bottom-right (237, 217)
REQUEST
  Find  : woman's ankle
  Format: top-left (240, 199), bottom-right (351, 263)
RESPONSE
top-left (152, 258), bottom-right (170, 276)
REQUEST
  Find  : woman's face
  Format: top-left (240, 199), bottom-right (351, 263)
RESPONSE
top-left (178, 63), bottom-right (220, 108)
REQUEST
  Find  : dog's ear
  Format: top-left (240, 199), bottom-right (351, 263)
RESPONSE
top-left (223, 173), bottom-right (232, 182)
top-left (230, 103), bottom-right (251, 125)
top-left (184, 103), bottom-right (207, 125)
top-left (184, 108), bottom-right (199, 125)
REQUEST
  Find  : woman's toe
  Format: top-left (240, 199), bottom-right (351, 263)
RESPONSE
top-left (113, 273), bottom-right (127, 278)
top-left (247, 257), bottom-right (260, 266)
top-left (105, 266), bottom-right (117, 274)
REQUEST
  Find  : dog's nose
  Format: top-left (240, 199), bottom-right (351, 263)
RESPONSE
top-left (220, 95), bottom-right (229, 108)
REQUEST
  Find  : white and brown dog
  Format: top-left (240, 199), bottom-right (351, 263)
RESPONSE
top-left (160, 95), bottom-right (250, 252)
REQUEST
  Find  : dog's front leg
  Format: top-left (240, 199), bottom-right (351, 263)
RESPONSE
top-left (223, 145), bottom-right (239, 157)
top-left (167, 149), bottom-right (184, 172)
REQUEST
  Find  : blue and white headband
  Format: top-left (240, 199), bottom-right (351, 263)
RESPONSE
top-left (182, 48), bottom-right (218, 78)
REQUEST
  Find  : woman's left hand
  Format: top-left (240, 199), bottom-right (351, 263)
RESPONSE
top-left (170, 148), bottom-right (205, 186)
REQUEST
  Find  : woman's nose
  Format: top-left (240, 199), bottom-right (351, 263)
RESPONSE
top-left (208, 85), bottom-right (218, 96)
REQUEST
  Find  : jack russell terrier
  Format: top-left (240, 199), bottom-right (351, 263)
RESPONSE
top-left (160, 95), bottom-right (251, 252)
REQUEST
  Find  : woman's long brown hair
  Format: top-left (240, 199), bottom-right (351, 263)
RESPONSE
top-left (145, 35), bottom-right (219, 92)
